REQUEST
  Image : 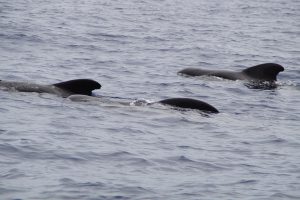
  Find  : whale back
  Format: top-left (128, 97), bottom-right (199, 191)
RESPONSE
top-left (53, 79), bottom-right (101, 96)
top-left (178, 68), bottom-right (209, 76)
top-left (178, 68), bottom-right (242, 80)
top-left (242, 63), bottom-right (284, 81)
top-left (159, 98), bottom-right (219, 113)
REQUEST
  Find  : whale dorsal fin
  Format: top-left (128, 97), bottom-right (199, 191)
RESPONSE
top-left (242, 63), bottom-right (284, 81)
top-left (159, 98), bottom-right (219, 113)
top-left (53, 79), bottom-right (101, 96)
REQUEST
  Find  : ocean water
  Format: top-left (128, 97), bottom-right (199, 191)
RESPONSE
top-left (1, 0), bottom-right (300, 199)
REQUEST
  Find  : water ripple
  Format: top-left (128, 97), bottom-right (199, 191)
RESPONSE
top-left (0, 0), bottom-right (299, 199)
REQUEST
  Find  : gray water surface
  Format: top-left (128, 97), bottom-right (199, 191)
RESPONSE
top-left (1, 0), bottom-right (300, 199)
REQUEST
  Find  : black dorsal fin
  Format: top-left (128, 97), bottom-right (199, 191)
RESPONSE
top-left (242, 63), bottom-right (284, 81)
top-left (53, 79), bottom-right (101, 96)
top-left (159, 98), bottom-right (219, 113)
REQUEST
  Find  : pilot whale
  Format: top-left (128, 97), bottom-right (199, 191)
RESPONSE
top-left (159, 98), bottom-right (218, 113)
top-left (68, 95), bottom-right (219, 113)
top-left (178, 63), bottom-right (284, 82)
top-left (1, 78), bottom-right (218, 113)
top-left (0, 79), bottom-right (101, 97)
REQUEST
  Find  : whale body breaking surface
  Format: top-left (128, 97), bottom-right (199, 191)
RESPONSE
top-left (178, 63), bottom-right (284, 82)
top-left (0, 79), bottom-right (218, 113)
top-left (0, 79), bottom-right (101, 97)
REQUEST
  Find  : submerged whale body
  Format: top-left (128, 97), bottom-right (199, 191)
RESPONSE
top-left (159, 98), bottom-right (219, 113)
top-left (1, 78), bottom-right (218, 113)
top-left (178, 63), bottom-right (284, 82)
top-left (0, 79), bottom-right (101, 97)
top-left (69, 95), bottom-right (219, 113)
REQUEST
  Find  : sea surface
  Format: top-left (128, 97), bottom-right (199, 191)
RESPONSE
top-left (1, 0), bottom-right (300, 199)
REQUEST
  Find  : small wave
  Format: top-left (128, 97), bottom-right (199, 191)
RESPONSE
top-left (0, 143), bottom-right (88, 163)
top-left (1, 33), bottom-right (43, 43)
top-left (127, 157), bottom-right (154, 167)
top-left (0, 143), bottom-right (20, 154)
top-left (144, 36), bottom-right (168, 42)
top-left (55, 178), bottom-right (151, 199)
top-left (220, 179), bottom-right (258, 186)
top-left (0, 168), bottom-right (27, 179)
top-left (65, 44), bottom-right (103, 51)
top-left (89, 32), bottom-right (128, 39)
top-left (102, 150), bottom-right (134, 159)
top-left (238, 179), bottom-right (258, 184)
top-left (52, 153), bottom-right (87, 162)
top-left (176, 155), bottom-right (196, 163)
top-left (0, 187), bottom-right (24, 195)
top-left (0, 128), bottom-right (7, 134)
top-left (168, 156), bottom-right (228, 171)
top-left (177, 145), bottom-right (204, 150)
top-left (100, 151), bottom-right (153, 166)
top-left (87, 32), bottom-right (138, 43)
top-left (270, 192), bottom-right (300, 199)
top-left (59, 178), bottom-right (105, 188)
top-left (257, 136), bottom-right (287, 145)
top-left (130, 99), bottom-right (153, 106)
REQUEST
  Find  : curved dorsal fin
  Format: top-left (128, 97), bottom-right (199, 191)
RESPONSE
top-left (159, 98), bottom-right (219, 113)
top-left (53, 79), bottom-right (101, 96)
top-left (242, 63), bottom-right (284, 81)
